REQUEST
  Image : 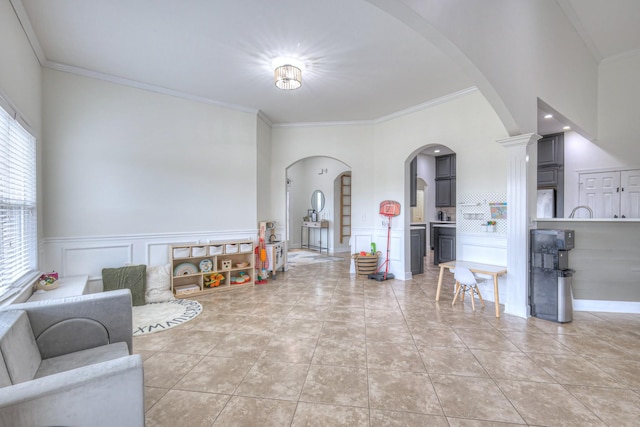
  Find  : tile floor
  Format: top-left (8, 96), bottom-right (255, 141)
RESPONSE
top-left (135, 252), bottom-right (640, 426)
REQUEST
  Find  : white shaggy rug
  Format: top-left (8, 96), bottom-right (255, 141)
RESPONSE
top-left (132, 299), bottom-right (202, 336)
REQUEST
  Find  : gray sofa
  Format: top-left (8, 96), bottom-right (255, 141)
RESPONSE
top-left (0, 289), bottom-right (144, 427)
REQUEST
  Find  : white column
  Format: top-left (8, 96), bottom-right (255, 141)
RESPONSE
top-left (498, 133), bottom-right (540, 318)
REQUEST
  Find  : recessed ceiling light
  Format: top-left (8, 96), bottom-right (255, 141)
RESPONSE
top-left (563, 126), bottom-right (571, 130)
top-left (434, 149), bottom-right (440, 153)
top-left (544, 114), bottom-right (553, 119)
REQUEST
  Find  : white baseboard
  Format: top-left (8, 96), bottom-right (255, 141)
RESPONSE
top-left (573, 299), bottom-right (640, 314)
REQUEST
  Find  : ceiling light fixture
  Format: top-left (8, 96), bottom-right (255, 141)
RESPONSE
top-left (434, 149), bottom-right (440, 153)
top-left (563, 126), bottom-right (571, 130)
top-left (544, 114), bottom-right (553, 119)
top-left (272, 57), bottom-right (304, 90)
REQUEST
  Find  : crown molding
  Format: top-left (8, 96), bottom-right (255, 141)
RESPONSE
top-left (272, 119), bottom-right (375, 129)
top-left (374, 86), bottom-right (479, 124)
top-left (273, 86), bottom-right (479, 128)
top-left (556, 0), bottom-right (602, 64)
top-left (44, 61), bottom-right (259, 115)
top-left (600, 48), bottom-right (640, 65)
top-left (10, 0), bottom-right (47, 65)
top-left (257, 110), bottom-right (273, 127)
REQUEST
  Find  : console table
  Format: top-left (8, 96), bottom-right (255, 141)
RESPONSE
top-left (301, 220), bottom-right (329, 253)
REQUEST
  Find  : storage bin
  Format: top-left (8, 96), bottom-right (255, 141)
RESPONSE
top-left (352, 253), bottom-right (379, 276)
top-left (225, 244), bottom-right (238, 254)
top-left (174, 284), bottom-right (200, 296)
top-left (209, 245), bottom-right (223, 255)
top-left (240, 243), bottom-right (252, 253)
top-left (173, 247), bottom-right (190, 258)
top-left (192, 246), bottom-right (206, 257)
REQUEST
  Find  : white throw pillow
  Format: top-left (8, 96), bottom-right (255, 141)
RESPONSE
top-left (145, 264), bottom-right (175, 303)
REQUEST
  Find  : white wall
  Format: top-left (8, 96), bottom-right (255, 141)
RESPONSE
top-left (371, 0), bottom-right (598, 138)
top-left (0, 0), bottom-right (41, 131)
top-left (563, 51), bottom-right (640, 215)
top-left (42, 69), bottom-right (258, 238)
top-left (271, 123), bottom-right (376, 246)
top-left (286, 157), bottom-right (350, 251)
top-left (563, 131), bottom-right (624, 213)
top-left (374, 90), bottom-right (509, 277)
top-left (256, 115), bottom-right (272, 222)
top-left (597, 52), bottom-right (640, 163)
top-left (272, 90), bottom-right (509, 279)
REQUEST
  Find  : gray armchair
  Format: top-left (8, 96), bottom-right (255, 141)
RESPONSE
top-left (0, 289), bottom-right (144, 427)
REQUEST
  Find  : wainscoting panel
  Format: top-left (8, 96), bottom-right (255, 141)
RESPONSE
top-left (457, 232), bottom-right (508, 303)
top-left (457, 233), bottom-right (507, 266)
top-left (41, 230), bottom-right (256, 283)
top-left (62, 245), bottom-right (132, 278)
top-left (351, 232), bottom-right (372, 254)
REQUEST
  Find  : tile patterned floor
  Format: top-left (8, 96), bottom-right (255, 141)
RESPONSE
top-left (135, 252), bottom-right (640, 426)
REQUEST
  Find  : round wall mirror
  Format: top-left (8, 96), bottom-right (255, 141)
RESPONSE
top-left (311, 190), bottom-right (325, 212)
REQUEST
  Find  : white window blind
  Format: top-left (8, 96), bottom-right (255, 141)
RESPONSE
top-left (0, 104), bottom-right (37, 298)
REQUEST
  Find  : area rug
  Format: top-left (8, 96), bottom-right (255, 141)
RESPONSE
top-left (132, 299), bottom-right (202, 336)
top-left (287, 250), bottom-right (343, 265)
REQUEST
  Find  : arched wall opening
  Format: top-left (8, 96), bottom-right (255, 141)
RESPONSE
top-left (405, 144), bottom-right (456, 275)
top-left (285, 156), bottom-right (351, 253)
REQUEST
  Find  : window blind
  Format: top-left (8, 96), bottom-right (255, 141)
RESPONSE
top-left (0, 104), bottom-right (37, 297)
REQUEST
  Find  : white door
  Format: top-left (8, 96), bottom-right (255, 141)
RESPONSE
top-left (621, 169), bottom-right (640, 218)
top-left (579, 171), bottom-right (620, 218)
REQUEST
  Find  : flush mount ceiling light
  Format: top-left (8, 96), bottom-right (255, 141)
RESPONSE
top-left (272, 57), bottom-right (304, 90)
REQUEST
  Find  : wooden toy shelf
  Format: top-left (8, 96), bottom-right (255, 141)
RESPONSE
top-left (170, 240), bottom-right (255, 297)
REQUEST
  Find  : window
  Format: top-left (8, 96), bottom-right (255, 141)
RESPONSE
top-left (0, 102), bottom-right (37, 300)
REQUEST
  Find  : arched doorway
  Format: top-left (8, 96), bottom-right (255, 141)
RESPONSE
top-left (406, 144), bottom-right (456, 275)
top-left (285, 156), bottom-right (351, 256)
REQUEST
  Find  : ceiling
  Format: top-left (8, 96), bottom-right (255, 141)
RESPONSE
top-left (13, 0), bottom-right (640, 129)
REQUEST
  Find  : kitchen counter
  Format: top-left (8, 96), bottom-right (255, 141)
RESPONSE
top-left (536, 218), bottom-right (640, 223)
top-left (536, 220), bottom-right (640, 307)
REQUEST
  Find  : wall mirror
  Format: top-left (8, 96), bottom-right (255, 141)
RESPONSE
top-left (311, 190), bottom-right (325, 212)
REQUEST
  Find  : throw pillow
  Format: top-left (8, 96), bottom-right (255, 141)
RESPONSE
top-left (102, 265), bottom-right (146, 306)
top-left (145, 264), bottom-right (175, 304)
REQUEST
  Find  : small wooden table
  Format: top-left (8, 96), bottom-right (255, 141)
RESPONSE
top-left (436, 261), bottom-right (507, 318)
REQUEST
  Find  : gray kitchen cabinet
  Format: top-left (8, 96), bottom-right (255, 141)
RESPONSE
top-left (435, 154), bottom-right (456, 207)
top-left (538, 134), bottom-right (564, 167)
top-left (433, 226), bottom-right (456, 265)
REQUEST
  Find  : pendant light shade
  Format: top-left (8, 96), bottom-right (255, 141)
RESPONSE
top-left (274, 64), bottom-right (302, 90)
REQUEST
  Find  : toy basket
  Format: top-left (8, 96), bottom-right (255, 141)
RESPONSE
top-left (352, 252), bottom-right (380, 276)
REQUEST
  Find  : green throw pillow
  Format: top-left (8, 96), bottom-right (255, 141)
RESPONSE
top-left (102, 265), bottom-right (146, 306)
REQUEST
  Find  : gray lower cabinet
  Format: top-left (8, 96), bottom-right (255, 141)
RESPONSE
top-left (410, 228), bottom-right (425, 275)
top-left (433, 227), bottom-right (456, 265)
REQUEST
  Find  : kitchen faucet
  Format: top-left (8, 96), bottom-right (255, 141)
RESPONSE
top-left (569, 205), bottom-right (593, 218)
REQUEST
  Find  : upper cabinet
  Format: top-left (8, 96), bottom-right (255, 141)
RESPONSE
top-left (435, 154), bottom-right (456, 207)
top-left (538, 133), bottom-right (564, 167)
top-left (436, 154), bottom-right (456, 179)
top-left (410, 157), bottom-right (417, 207)
top-left (537, 133), bottom-right (564, 217)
